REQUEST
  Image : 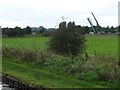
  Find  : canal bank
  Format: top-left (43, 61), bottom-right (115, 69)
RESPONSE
top-left (2, 75), bottom-right (38, 90)
top-left (1, 82), bottom-right (14, 90)
top-left (0, 74), bottom-right (14, 90)
top-left (2, 57), bottom-right (118, 88)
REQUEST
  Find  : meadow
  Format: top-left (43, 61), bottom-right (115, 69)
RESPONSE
top-left (2, 35), bottom-right (119, 88)
top-left (2, 35), bottom-right (118, 56)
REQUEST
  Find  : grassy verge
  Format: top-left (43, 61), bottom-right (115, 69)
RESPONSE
top-left (2, 57), bottom-right (118, 88)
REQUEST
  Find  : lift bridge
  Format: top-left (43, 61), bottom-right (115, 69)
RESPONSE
top-left (87, 12), bottom-right (102, 34)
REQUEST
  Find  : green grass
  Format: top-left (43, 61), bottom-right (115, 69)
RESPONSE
top-left (2, 35), bottom-right (119, 88)
top-left (2, 35), bottom-right (118, 56)
top-left (86, 35), bottom-right (118, 56)
top-left (3, 57), bottom-right (116, 88)
top-left (2, 37), bottom-right (49, 50)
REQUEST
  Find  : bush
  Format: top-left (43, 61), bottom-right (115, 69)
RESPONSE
top-left (96, 66), bottom-right (118, 81)
top-left (2, 47), bottom-right (46, 63)
top-left (49, 21), bottom-right (85, 56)
top-left (42, 31), bottom-right (53, 37)
top-left (79, 71), bottom-right (97, 81)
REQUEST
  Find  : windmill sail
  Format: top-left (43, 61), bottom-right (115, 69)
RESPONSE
top-left (91, 12), bottom-right (100, 26)
top-left (87, 18), bottom-right (96, 33)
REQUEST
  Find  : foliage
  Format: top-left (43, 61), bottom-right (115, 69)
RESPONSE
top-left (79, 70), bottom-right (97, 81)
top-left (3, 57), bottom-right (116, 88)
top-left (39, 27), bottom-right (46, 33)
top-left (2, 35), bottom-right (118, 56)
top-left (2, 34), bottom-right (119, 88)
top-left (23, 26), bottom-right (32, 34)
top-left (49, 21), bottom-right (86, 56)
top-left (2, 47), bottom-right (119, 83)
top-left (2, 47), bottom-right (46, 63)
top-left (14, 26), bottom-right (25, 36)
top-left (96, 66), bottom-right (118, 81)
top-left (2, 27), bottom-right (16, 37)
top-left (42, 31), bottom-right (53, 37)
top-left (2, 26), bottom-right (32, 37)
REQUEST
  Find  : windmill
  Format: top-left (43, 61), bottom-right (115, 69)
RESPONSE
top-left (55, 16), bottom-right (69, 29)
top-left (87, 17), bottom-right (96, 33)
top-left (61, 16), bottom-right (69, 22)
top-left (91, 12), bottom-right (102, 33)
top-left (55, 22), bottom-right (59, 29)
top-left (91, 12), bottom-right (100, 26)
top-left (87, 12), bottom-right (102, 33)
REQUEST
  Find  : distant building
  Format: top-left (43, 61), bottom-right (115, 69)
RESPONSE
top-left (89, 32), bottom-right (94, 34)
top-left (116, 32), bottom-right (120, 35)
top-left (32, 32), bottom-right (36, 35)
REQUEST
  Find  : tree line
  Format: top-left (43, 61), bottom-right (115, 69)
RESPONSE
top-left (2, 25), bottom-right (119, 37)
top-left (2, 26), bottom-right (32, 37)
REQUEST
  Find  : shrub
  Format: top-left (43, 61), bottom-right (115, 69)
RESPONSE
top-left (49, 21), bottom-right (85, 56)
top-left (96, 66), bottom-right (118, 81)
top-left (79, 70), bottom-right (97, 81)
top-left (42, 31), bottom-right (53, 37)
top-left (2, 47), bottom-right (46, 63)
top-left (2, 47), bottom-right (119, 82)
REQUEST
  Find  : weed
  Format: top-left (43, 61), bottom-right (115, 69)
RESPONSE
top-left (2, 47), bottom-right (119, 82)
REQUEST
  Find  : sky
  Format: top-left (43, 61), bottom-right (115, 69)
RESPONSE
top-left (0, 0), bottom-right (119, 28)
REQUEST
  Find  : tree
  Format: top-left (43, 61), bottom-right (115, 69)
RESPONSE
top-left (49, 21), bottom-right (85, 56)
top-left (2, 27), bottom-right (16, 37)
top-left (2, 27), bottom-right (9, 35)
top-left (2, 26), bottom-right (26, 37)
top-left (24, 26), bottom-right (32, 34)
top-left (37, 26), bottom-right (45, 33)
top-left (7, 28), bottom-right (16, 37)
top-left (14, 26), bottom-right (25, 36)
top-left (109, 26), bottom-right (116, 33)
top-left (84, 26), bottom-right (90, 33)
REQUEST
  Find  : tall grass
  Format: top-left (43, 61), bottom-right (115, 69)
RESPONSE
top-left (2, 35), bottom-right (119, 85)
top-left (2, 47), bottom-right (119, 82)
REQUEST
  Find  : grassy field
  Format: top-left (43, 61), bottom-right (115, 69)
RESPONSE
top-left (2, 57), bottom-right (117, 88)
top-left (2, 35), bottom-right (119, 88)
top-left (2, 35), bottom-right (118, 56)
top-left (86, 35), bottom-right (118, 56)
top-left (2, 37), bottom-right (49, 50)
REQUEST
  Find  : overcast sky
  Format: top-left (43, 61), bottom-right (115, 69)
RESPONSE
top-left (0, 0), bottom-right (119, 28)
